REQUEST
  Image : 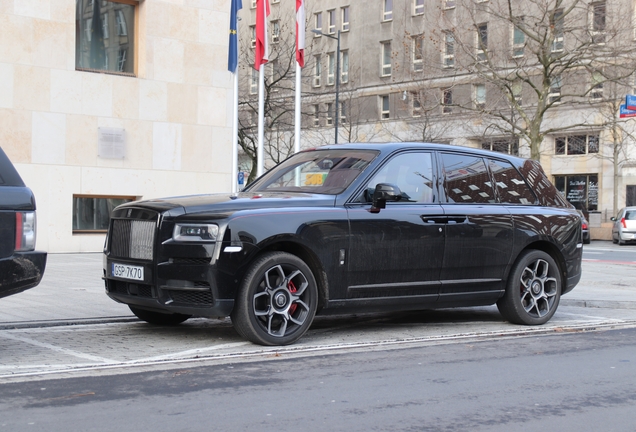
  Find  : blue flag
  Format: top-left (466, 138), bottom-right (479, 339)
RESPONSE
top-left (228, 0), bottom-right (242, 73)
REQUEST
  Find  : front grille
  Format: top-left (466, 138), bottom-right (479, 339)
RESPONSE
top-left (167, 290), bottom-right (214, 306)
top-left (111, 219), bottom-right (156, 260)
top-left (171, 257), bottom-right (212, 265)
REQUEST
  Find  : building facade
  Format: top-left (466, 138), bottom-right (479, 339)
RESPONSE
top-left (1, 0), bottom-right (234, 252)
top-left (238, 0), bottom-right (636, 236)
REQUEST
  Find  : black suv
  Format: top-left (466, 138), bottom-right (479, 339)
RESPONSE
top-left (0, 147), bottom-right (47, 299)
top-left (103, 143), bottom-right (582, 345)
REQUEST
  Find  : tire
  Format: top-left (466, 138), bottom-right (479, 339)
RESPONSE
top-left (231, 252), bottom-right (318, 346)
top-left (129, 306), bottom-right (191, 325)
top-left (612, 236), bottom-right (618, 244)
top-left (497, 250), bottom-right (561, 325)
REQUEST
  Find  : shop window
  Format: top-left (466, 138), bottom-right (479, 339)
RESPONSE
top-left (554, 175), bottom-right (598, 211)
top-left (76, 0), bottom-right (136, 76)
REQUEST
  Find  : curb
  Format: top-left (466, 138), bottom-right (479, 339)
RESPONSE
top-left (0, 316), bottom-right (138, 330)
top-left (561, 299), bottom-right (636, 310)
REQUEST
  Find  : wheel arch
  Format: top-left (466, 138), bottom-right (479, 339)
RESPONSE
top-left (514, 240), bottom-right (567, 287)
top-left (245, 239), bottom-right (330, 310)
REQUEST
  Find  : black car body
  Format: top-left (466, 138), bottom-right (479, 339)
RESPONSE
top-left (0, 147), bottom-right (47, 299)
top-left (103, 143), bottom-right (582, 345)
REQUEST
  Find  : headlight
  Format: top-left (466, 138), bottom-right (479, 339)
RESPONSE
top-left (172, 223), bottom-right (219, 242)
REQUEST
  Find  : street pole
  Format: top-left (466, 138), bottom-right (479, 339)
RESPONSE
top-left (334, 30), bottom-right (340, 144)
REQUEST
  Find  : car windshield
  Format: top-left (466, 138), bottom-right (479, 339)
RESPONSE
top-left (246, 149), bottom-right (379, 195)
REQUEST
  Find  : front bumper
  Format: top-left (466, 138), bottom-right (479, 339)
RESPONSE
top-left (0, 251), bottom-right (47, 299)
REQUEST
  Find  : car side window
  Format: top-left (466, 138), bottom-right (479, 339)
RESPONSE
top-left (488, 159), bottom-right (538, 205)
top-left (440, 153), bottom-right (495, 204)
top-left (361, 152), bottom-right (435, 203)
top-left (626, 210), bottom-right (636, 220)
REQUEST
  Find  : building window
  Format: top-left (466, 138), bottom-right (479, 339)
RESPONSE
top-left (73, 195), bottom-right (135, 232)
top-left (442, 88), bottom-right (453, 113)
top-left (328, 9), bottom-right (336, 34)
top-left (340, 102), bottom-right (347, 123)
top-left (474, 84), bottom-right (486, 109)
top-left (512, 80), bottom-right (523, 106)
top-left (381, 41), bottom-right (392, 76)
top-left (313, 105), bottom-right (320, 126)
top-left (411, 92), bottom-right (421, 117)
top-left (414, 0), bottom-right (424, 15)
top-left (383, 0), bottom-right (393, 21)
top-left (272, 20), bottom-right (280, 43)
top-left (591, 2), bottom-right (606, 43)
top-left (250, 25), bottom-right (256, 48)
top-left (554, 174), bottom-right (599, 211)
top-left (250, 68), bottom-right (258, 94)
top-left (481, 139), bottom-right (519, 155)
top-left (76, 0), bottom-right (136, 76)
top-left (554, 134), bottom-right (600, 155)
top-left (251, 0), bottom-right (256, 8)
top-left (549, 75), bottom-right (562, 104)
top-left (314, 12), bottom-right (322, 34)
top-left (476, 23), bottom-right (488, 62)
top-left (342, 6), bottom-right (350, 31)
top-left (552, 8), bottom-right (564, 52)
top-left (327, 52), bottom-right (335, 85)
top-left (327, 103), bottom-right (334, 125)
top-left (591, 71), bottom-right (604, 99)
top-left (443, 31), bottom-right (455, 67)
top-left (380, 95), bottom-right (390, 119)
top-left (341, 50), bottom-right (349, 83)
top-left (413, 36), bottom-right (423, 71)
top-left (444, 0), bottom-right (456, 10)
top-left (512, 19), bottom-right (525, 57)
top-left (313, 55), bottom-right (322, 87)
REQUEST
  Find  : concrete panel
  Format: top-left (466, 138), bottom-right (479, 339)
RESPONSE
top-left (31, 111), bottom-right (66, 165)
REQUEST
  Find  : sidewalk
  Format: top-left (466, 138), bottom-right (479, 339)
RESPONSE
top-left (1, 247), bottom-right (635, 327)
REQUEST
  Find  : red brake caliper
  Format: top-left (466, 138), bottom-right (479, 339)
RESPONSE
top-left (288, 280), bottom-right (298, 315)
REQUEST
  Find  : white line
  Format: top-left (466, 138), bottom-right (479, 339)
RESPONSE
top-left (131, 342), bottom-right (251, 363)
top-left (0, 333), bottom-right (118, 364)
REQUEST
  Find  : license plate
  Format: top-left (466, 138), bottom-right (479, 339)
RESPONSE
top-left (112, 263), bottom-right (144, 281)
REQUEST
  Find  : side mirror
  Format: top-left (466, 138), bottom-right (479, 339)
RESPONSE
top-left (371, 183), bottom-right (402, 211)
top-left (610, 217), bottom-right (616, 221)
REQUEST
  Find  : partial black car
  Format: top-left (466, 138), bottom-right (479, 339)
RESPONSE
top-left (578, 210), bottom-right (590, 244)
top-left (0, 147), bottom-right (47, 299)
top-left (103, 143), bottom-right (583, 346)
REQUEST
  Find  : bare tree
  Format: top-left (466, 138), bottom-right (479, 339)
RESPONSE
top-left (400, 0), bottom-right (636, 160)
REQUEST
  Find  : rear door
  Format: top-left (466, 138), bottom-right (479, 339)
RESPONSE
top-left (437, 152), bottom-right (514, 303)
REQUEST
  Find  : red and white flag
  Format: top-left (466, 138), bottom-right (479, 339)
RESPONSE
top-left (296, 0), bottom-right (305, 67)
top-left (254, 0), bottom-right (270, 69)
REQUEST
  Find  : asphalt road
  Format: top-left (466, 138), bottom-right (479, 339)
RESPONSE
top-left (582, 241), bottom-right (636, 263)
top-left (1, 327), bottom-right (635, 432)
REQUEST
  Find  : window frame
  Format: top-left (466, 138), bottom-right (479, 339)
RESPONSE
top-left (414, 0), bottom-right (424, 15)
top-left (442, 88), bottom-right (453, 114)
top-left (551, 8), bottom-right (564, 53)
top-left (341, 6), bottom-right (350, 32)
top-left (314, 12), bottom-right (323, 35)
top-left (443, 31), bottom-right (455, 68)
top-left (476, 23), bottom-right (488, 62)
top-left (313, 54), bottom-right (322, 87)
top-left (590, 1), bottom-right (607, 44)
top-left (474, 84), bottom-right (486, 109)
top-left (341, 50), bottom-right (349, 83)
top-left (383, 0), bottom-right (393, 21)
top-left (413, 35), bottom-right (423, 72)
top-left (380, 95), bottom-right (390, 119)
top-left (381, 41), bottom-right (392, 77)
top-left (512, 18), bottom-right (525, 58)
top-left (327, 9), bottom-right (336, 34)
top-left (554, 134), bottom-right (600, 155)
top-left (327, 52), bottom-right (336, 85)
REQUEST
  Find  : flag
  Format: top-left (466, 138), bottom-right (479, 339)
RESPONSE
top-left (254, 0), bottom-right (270, 69)
top-left (228, 0), bottom-right (242, 73)
top-left (296, 0), bottom-right (305, 67)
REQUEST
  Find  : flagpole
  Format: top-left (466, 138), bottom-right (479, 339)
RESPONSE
top-left (257, 65), bottom-right (265, 177)
top-left (294, 63), bottom-right (301, 154)
top-left (231, 70), bottom-right (239, 193)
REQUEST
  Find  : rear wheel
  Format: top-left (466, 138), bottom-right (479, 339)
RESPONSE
top-left (129, 306), bottom-right (191, 325)
top-left (231, 252), bottom-right (318, 346)
top-left (497, 250), bottom-right (561, 325)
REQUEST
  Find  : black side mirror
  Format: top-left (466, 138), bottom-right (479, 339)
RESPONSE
top-left (610, 217), bottom-right (616, 221)
top-left (371, 183), bottom-right (402, 212)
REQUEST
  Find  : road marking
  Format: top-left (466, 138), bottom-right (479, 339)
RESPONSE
top-left (131, 342), bottom-right (251, 363)
top-left (0, 333), bottom-right (118, 364)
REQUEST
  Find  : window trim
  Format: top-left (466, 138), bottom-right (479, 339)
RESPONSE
top-left (381, 41), bottom-right (392, 76)
top-left (383, 0), bottom-right (393, 21)
top-left (414, 0), bottom-right (424, 15)
top-left (380, 95), bottom-right (390, 119)
top-left (443, 31), bottom-right (455, 68)
top-left (341, 6), bottom-right (350, 32)
top-left (413, 36), bottom-right (423, 72)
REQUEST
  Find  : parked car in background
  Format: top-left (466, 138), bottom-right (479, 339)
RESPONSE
top-left (0, 147), bottom-right (47, 299)
top-left (578, 211), bottom-right (590, 244)
top-left (103, 143), bottom-right (582, 346)
top-left (611, 207), bottom-right (636, 245)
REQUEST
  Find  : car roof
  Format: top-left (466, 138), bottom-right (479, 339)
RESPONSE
top-left (316, 142), bottom-right (527, 164)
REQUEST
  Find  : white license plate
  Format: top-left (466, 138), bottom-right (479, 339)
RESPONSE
top-left (112, 263), bottom-right (144, 281)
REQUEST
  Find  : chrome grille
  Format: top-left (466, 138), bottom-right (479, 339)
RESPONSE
top-left (111, 219), bottom-right (156, 260)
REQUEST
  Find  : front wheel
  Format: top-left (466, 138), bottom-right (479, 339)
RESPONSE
top-left (497, 250), bottom-right (561, 325)
top-left (129, 306), bottom-right (191, 326)
top-left (231, 252), bottom-right (318, 346)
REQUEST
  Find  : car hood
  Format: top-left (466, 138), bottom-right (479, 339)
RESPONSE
top-left (118, 191), bottom-right (338, 218)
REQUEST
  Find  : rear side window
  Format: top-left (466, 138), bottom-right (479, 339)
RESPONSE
top-left (488, 159), bottom-right (537, 205)
top-left (625, 210), bottom-right (636, 220)
top-left (441, 153), bottom-right (495, 204)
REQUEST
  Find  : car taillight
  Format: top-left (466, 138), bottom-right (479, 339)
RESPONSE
top-left (15, 211), bottom-right (36, 252)
top-left (581, 222), bottom-right (588, 230)
top-left (622, 218), bottom-right (627, 229)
